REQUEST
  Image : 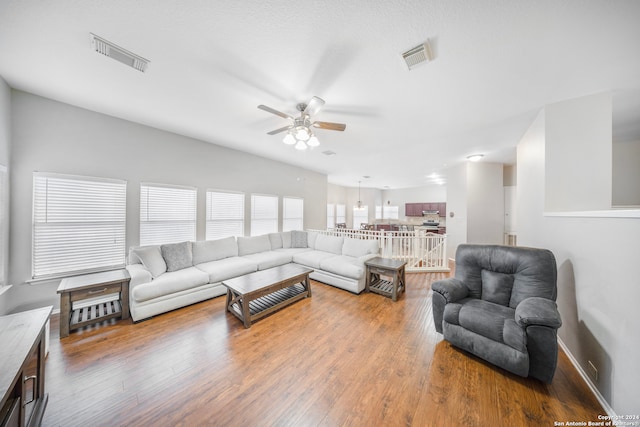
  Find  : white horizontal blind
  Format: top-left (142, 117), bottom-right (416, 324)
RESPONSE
top-left (32, 172), bottom-right (127, 279)
top-left (206, 190), bottom-right (245, 240)
top-left (0, 165), bottom-right (7, 285)
top-left (336, 204), bottom-right (346, 225)
top-left (327, 203), bottom-right (335, 229)
top-left (251, 194), bottom-right (278, 236)
top-left (140, 183), bottom-right (196, 246)
top-left (282, 197), bottom-right (304, 231)
top-left (353, 206), bottom-right (369, 229)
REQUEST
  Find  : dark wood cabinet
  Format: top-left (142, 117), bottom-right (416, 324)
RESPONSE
top-left (0, 306), bottom-right (51, 427)
top-left (405, 202), bottom-right (447, 217)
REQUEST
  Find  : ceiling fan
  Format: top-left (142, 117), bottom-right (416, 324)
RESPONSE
top-left (257, 96), bottom-right (346, 150)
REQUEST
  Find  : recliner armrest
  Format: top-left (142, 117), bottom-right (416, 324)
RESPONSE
top-left (431, 278), bottom-right (469, 303)
top-left (515, 297), bottom-right (562, 329)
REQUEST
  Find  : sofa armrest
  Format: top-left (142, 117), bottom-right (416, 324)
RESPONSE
top-left (515, 297), bottom-right (562, 329)
top-left (431, 278), bottom-right (468, 303)
top-left (126, 264), bottom-right (153, 287)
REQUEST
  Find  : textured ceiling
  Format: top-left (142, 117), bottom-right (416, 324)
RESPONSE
top-left (1, 0), bottom-right (639, 189)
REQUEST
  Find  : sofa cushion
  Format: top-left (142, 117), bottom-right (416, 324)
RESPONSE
top-left (453, 299), bottom-right (516, 345)
top-left (242, 251), bottom-right (292, 270)
top-left (161, 242), bottom-right (193, 272)
top-left (315, 234), bottom-right (344, 255)
top-left (131, 246), bottom-right (166, 278)
top-left (195, 257), bottom-right (258, 283)
top-left (291, 230), bottom-right (308, 248)
top-left (281, 231), bottom-right (292, 248)
top-left (342, 238), bottom-right (379, 258)
top-left (269, 233), bottom-right (283, 250)
top-left (319, 256), bottom-right (365, 280)
top-left (132, 266), bottom-right (209, 303)
top-left (293, 250), bottom-right (337, 269)
top-left (192, 237), bottom-right (238, 265)
top-left (481, 270), bottom-right (514, 306)
top-left (237, 235), bottom-right (271, 256)
top-left (275, 247), bottom-right (313, 256)
top-left (307, 231), bottom-right (318, 249)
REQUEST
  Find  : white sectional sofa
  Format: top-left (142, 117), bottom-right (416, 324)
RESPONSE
top-left (126, 231), bottom-right (380, 322)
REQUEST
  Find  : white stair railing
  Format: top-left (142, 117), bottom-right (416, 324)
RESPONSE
top-left (308, 228), bottom-right (449, 272)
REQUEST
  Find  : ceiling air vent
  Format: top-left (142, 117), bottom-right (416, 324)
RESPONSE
top-left (322, 150), bottom-right (336, 156)
top-left (402, 41), bottom-right (433, 70)
top-left (90, 33), bottom-right (149, 72)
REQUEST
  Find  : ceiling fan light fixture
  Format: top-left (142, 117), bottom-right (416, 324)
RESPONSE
top-left (307, 135), bottom-right (319, 147)
top-left (295, 127), bottom-right (310, 141)
top-left (283, 133), bottom-right (296, 145)
top-left (294, 140), bottom-right (308, 150)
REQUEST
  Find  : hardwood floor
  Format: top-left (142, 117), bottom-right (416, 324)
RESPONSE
top-left (43, 272), bottom-right (604, 426)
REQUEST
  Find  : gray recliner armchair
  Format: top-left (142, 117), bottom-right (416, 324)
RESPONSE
top-left (431, 244), bottom-right (562, 383)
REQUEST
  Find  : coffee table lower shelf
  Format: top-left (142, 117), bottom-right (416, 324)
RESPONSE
top-left (227, 283), bottom-right (307, 327)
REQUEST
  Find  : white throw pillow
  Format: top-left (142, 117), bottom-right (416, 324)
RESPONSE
top-left (131, 246), bottom-right (167, 278)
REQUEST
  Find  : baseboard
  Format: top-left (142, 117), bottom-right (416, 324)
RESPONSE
top-left (557, 338), bottom-right (615, 417)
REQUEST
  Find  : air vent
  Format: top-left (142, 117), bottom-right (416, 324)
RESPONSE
top-left (322, 150), bottom-right (336, 156)
top-left (90, 33), bottom-right (149, 72)
top-left (402, 41), bottom-right (433, 70)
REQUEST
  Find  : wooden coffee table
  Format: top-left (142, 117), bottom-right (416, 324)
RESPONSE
top-left (222, 264), bottom-right (313, 328)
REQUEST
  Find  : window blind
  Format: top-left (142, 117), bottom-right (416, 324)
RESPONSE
top-left (0, 165), bottom-right (7, 285)
top-left (32, 172), bottom-right (127, 279)
top-left (251, 194), bottom-right (278, 236)
top-left (353, 206), bottom-right (369, 229)
top-left (336, 204), bottom-right (346, 225)
top-left (140, 183), bottom-right (196, 246)
top-left (206, 190), bottom-right (245, 240)
top-left (282, 197), bottom-right (304, 231)
top-left (327, 203), bottom-right (335, 229)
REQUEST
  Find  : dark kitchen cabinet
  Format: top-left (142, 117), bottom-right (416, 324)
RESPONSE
top-left (405, 202), bottom-right (447, 217)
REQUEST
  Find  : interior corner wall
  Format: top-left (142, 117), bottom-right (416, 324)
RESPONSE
top-left (517, 107), bottom-right (640, 415)
top-left (612, 140), bottom-right (640, 206)
top-left (0, 76), bottom-right (11, 315)
top-left (8, 90), bottom-right (327, 313)
top-left (545, 92), bottom-right (612, 211)
top-left (444, 163), bottom-right (467, 259)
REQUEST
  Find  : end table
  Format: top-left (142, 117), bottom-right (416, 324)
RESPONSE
top-left (365, 257), bottom-right (407, 301)
top-left (56, 269), bottom-right (130, 338)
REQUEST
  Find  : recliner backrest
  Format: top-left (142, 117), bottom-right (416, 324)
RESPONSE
top-left (454, 244), bottom-right (557, 308)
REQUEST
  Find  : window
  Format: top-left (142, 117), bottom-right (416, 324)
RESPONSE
top-left (32, 172), bottom-right (127, 279)
top-left (140, 183), bottom-right (197, 246)
top-left (336, 204), bottom-right (346, 226)
top-left (353, 206), bottom-right (369, 229)
top-left (283, 197), bottom-right (304, 231)
top-left (251, 194), bottom-right (278, 236)
top-left (327, 204), bottom-right (335, 229)
top-left (206, 190), bottom-right (244, 240)
top-left (376, 205), bottom-right (399, 220)
top-left (0, 165), bottom-right (7, 285)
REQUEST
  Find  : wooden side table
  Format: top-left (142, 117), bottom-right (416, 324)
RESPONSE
top-left (365, 257), bottom-right (407, 301)
top-left (56, 269), bottom-right (130, 338)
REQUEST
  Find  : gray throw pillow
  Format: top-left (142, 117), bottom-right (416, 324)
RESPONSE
top-left (161, 241), bottom-right (193, 272)
top-left (291, 230), bottom-right (308, 248)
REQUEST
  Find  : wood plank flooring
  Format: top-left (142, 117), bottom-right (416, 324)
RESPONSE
top-left (43, 272), bottom-right (604, 426)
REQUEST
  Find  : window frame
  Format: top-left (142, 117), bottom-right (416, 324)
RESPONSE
top-left (139, 182), bottom-right (197, 246)
top-left (250, 194), bottom-right (279, 236)
top-left (205, 189), bottom-right (245, 240)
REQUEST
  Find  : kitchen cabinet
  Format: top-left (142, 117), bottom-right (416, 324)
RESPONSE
top-left (405, 202), bottom-right (447, 217)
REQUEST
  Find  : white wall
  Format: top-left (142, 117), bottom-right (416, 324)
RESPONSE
top-left (382, 185), bottom-right (446, 218)
top-left (612, 140), bottom-right (640, 206)
top-left (545, 92), bottom-right (612, 211)
top-left (0, 77), bottom-right (11, 315)
top-left (445, 163), bottom-right (467, 259)
top-left (7, 90), bottom-right (327, 313)
top-left (466, 162), bottom-right (504, 245)
top-left (517, 105), bottom-right (640, 415)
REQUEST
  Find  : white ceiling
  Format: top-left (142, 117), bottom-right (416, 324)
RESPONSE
top-left (1, 1), bottom-right (639, 189)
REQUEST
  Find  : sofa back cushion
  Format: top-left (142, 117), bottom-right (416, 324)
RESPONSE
top-left (342, 238), bottom-right (379, 258)
top-left (192, 237), bottom-right (238, 265)
top-left (161, 241), bottom-right (193, 272)
top-left (315, 234), bottom-right (344, 255)
top-left (269, 233), bottom-right (283, 250)
top-left (281, 231), bottom-right (292, 248)
top-left (307, 231), bottom-right (318, 249)
top-left (238, 234), bottom-right (271, 256)
top-left (481, 270), bottom-right (515, 306)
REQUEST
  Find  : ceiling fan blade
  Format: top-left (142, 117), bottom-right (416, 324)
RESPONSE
top-left (267, 125), bottom-right (291, 135)
top-left (303, 96), bottom-right (325, 116)
top-left (258, 104), bottom-right (293, 120)
top-left (313, 121), bottom-right (346, 131)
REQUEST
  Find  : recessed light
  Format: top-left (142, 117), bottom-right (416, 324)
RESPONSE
top-left (467, 154), bottom-right (484, 162)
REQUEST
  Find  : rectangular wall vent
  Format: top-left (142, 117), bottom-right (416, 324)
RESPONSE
top-left (90, 33), bottom-right (149, 72)
top-left (402, 41), bottom-right (433, 70)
